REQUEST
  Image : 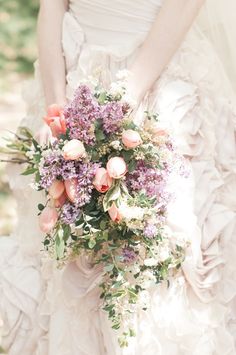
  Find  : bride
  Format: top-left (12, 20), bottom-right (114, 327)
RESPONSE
top-left (1, 0), bottom-right (236, 354)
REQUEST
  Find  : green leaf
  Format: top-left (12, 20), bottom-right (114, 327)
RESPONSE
top-left (122, 150), bottom-right (133, 162)
top-left (38, 203), bottom-right (44, 211)
top-left (21, 167), bottom-right (38, 175)
top-left (55, 229), bottom-right (65, 259)
top-left (88, 238), bottom-right (96, 249)
top-left (128, 160), bottom-right (137, 173)
top-left (95, 129), bottom-right (105, 142)
top-left (104, 264), bottom-right (114, 272)
top-left (103, 182), bottom-right (121, 211)
top-left (98, 91), bottom-right (107, 104)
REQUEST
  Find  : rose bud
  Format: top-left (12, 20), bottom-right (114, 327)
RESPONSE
top-left (106, 157), bottom-right (127, 179)
top-left (122, 129), bottom-right (142, 149)
top-left (44, 104), bottom-right (67, 138)
top-left (64, 178), bottom-right (78, 204)
top-left (48, 179), bottom-right (65, 200)
top-left (39, 206), bottom-right (58, 233)
top-left (62, 139), bottom-right (86, 161)
top-left (108, 203), bottom-right (123, 222)
top-left (53, 191), bottom-right (68, 208)
top-left (93, 167), bottom-right (113, 193)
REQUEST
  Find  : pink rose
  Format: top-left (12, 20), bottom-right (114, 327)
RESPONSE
top-left (39, 206), bottom-right (58, 233)
top-left (64, 178), bottom-right (78, 204)
top-left (106, 157), bottom-right (127, 179)
top-left (108, 203), bottom-right (122, 222)
top-left (53, 191), bottom-right (68, 208)
top-left (93, 167), bottom-right (113, 193)
top-left (44, 104), bottom-right (67, 138)
top-left (122, 129), bottom-right (142, 149)
top-left (48, 179), bottom-right (65, 199)
top-left (62, 139), bottom-right (86, 161)
top-left (151, 125), bottom-right (167, 137)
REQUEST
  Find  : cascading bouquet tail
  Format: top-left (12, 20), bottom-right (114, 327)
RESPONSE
top-left (0, 72), bottom-right (189, 347)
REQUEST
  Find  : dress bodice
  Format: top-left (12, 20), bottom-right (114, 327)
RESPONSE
top-left (68, 0), bottom-right (162, 47)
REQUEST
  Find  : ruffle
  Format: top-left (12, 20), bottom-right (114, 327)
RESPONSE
top-left (0, 238), bottom-right (42, 355)
top-left (1, 9), bottom-right (236, 355)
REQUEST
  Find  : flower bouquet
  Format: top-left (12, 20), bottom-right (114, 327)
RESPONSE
top-left (1, 73), bottom-right (187, 347)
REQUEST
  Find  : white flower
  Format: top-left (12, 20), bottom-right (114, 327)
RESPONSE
top-left (109, 140), bottom-right (122, 150)
top-left (144, 258), bottom-right (158, 267)
top-left (158, 247), bottom-right (170, 262)
top-left (109, 82), bottom-right (125, 97)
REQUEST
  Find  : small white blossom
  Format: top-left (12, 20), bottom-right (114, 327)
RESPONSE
top-left (109, 140), bottom-right (122, 150)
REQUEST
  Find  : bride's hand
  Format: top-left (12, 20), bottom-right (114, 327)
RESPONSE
top-left (34, 123), bottom-right (52, 146)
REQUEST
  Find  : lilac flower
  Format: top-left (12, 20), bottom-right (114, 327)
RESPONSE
top-left (122, 247), bottom-right (137, 263)
top-left (101, 101), bottom-right (124, 134)
top-left (127, 161), bottom-right (172, 210)
top-left (64, 85), bottom-right (101, 145)
top-left (143, 224), bottom-right (157, 238)
top-left (39, 150), bottom-right (63, 189)
top-left (73, 162), bottom-right (100, 207)
top-left (60, 160), bottom-right (78, 180)
top-left (61, 202), bottom-right (81, 225)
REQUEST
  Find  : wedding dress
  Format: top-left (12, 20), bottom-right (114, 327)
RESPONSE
top-left (1, 1), bottom-right (236, 354)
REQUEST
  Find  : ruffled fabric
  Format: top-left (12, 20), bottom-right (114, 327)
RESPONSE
top-left (1, 5), bottom-right (236, 355)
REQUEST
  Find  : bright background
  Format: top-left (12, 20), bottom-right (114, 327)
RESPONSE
top-left (0, 0), bottom-right (39, 235)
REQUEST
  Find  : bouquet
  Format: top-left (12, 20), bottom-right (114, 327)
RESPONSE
top-left (1, 72), bottom-right (187, 347)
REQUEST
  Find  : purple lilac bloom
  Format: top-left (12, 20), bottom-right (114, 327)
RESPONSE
top-left (74, 162), bottom-right (100, 207)
top-left (143, 224), bottom-right (158, 238)
top-left (101, 101), bottom-right (124, 134)
top-left (60, 160), bottom-right (78, 180)
top-left (127, 161), bottom-right (172, 209)
top-left (61, 202), bottom-right (81, 225)
top-left (127, 161), bottom-right (167, 198)
top-left (64, 85), bottom-right (101, 145)
top-left (39, 150), bottom-right (63, 189)
top-left (122, 247), bottom-right (137, 263)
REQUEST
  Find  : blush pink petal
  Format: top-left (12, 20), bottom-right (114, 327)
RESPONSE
top-left (122, 129), bottom-right (142, 149)
top-left (93, 167), bottom-right (113, 193)
top-left (49, 180), bottom-right (65, 200)
top-left (39, 206), bottom-right (58, 233)
top-left (108, 203), bottom-right (122, 222)
top-left (106, 157), bottom-right (127, 179)
top-left (64, 178), bottom-right (78, 203)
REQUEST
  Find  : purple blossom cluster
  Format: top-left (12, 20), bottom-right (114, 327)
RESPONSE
top-left (73, 162), bottom-right (100, 207)
top-left (61, 202), bottom-right (81, 225)
top-left (122, 247), bottom-right (137, 263)
top-left (127, 161), bottom-right (172, 209)
top-left (64, 85), bottom-right (101, 145)
top-left (39, 150), bottom-right (63, 189)
top-left (143, 224), bottom-right (158, 238)
top-left (101, 101), bottom-right (124, 134)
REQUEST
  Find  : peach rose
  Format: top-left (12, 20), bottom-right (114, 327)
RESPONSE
top-left (48, 179), bottom-right (65, 199)
top-left (39, 206), bottom-right (58, 233)
top-left (106, 157), bottom-right (127, 179)
top-left (53, 191), bottom-right (68, 208)
top-left (64, 178), bottom-right (78, 204)
top-left (122, 129), bottom-right (142, 149)
top-left (44, 104), bottom-right (67, 138)
top-left (62, 139), bottom-right (86, 161)
top-left (108, 203), bottom-right (122, 222)
top-left (93, 167), bottom-right (113, 193)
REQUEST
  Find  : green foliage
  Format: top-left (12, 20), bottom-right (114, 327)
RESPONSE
top-left (0, 0), bottom-right (39, 74)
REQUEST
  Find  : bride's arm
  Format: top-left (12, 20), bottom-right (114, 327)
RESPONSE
top-left (127, 0), bottom-right (205, 102)
top-left (37, 0), bottom-right (68, 107)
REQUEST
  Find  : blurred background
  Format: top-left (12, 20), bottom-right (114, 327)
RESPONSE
top-left (0, 0), bottom-right (39, 235)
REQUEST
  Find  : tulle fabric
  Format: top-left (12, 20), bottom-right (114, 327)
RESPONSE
top-left (1, 2), bottom-right (236, 354)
